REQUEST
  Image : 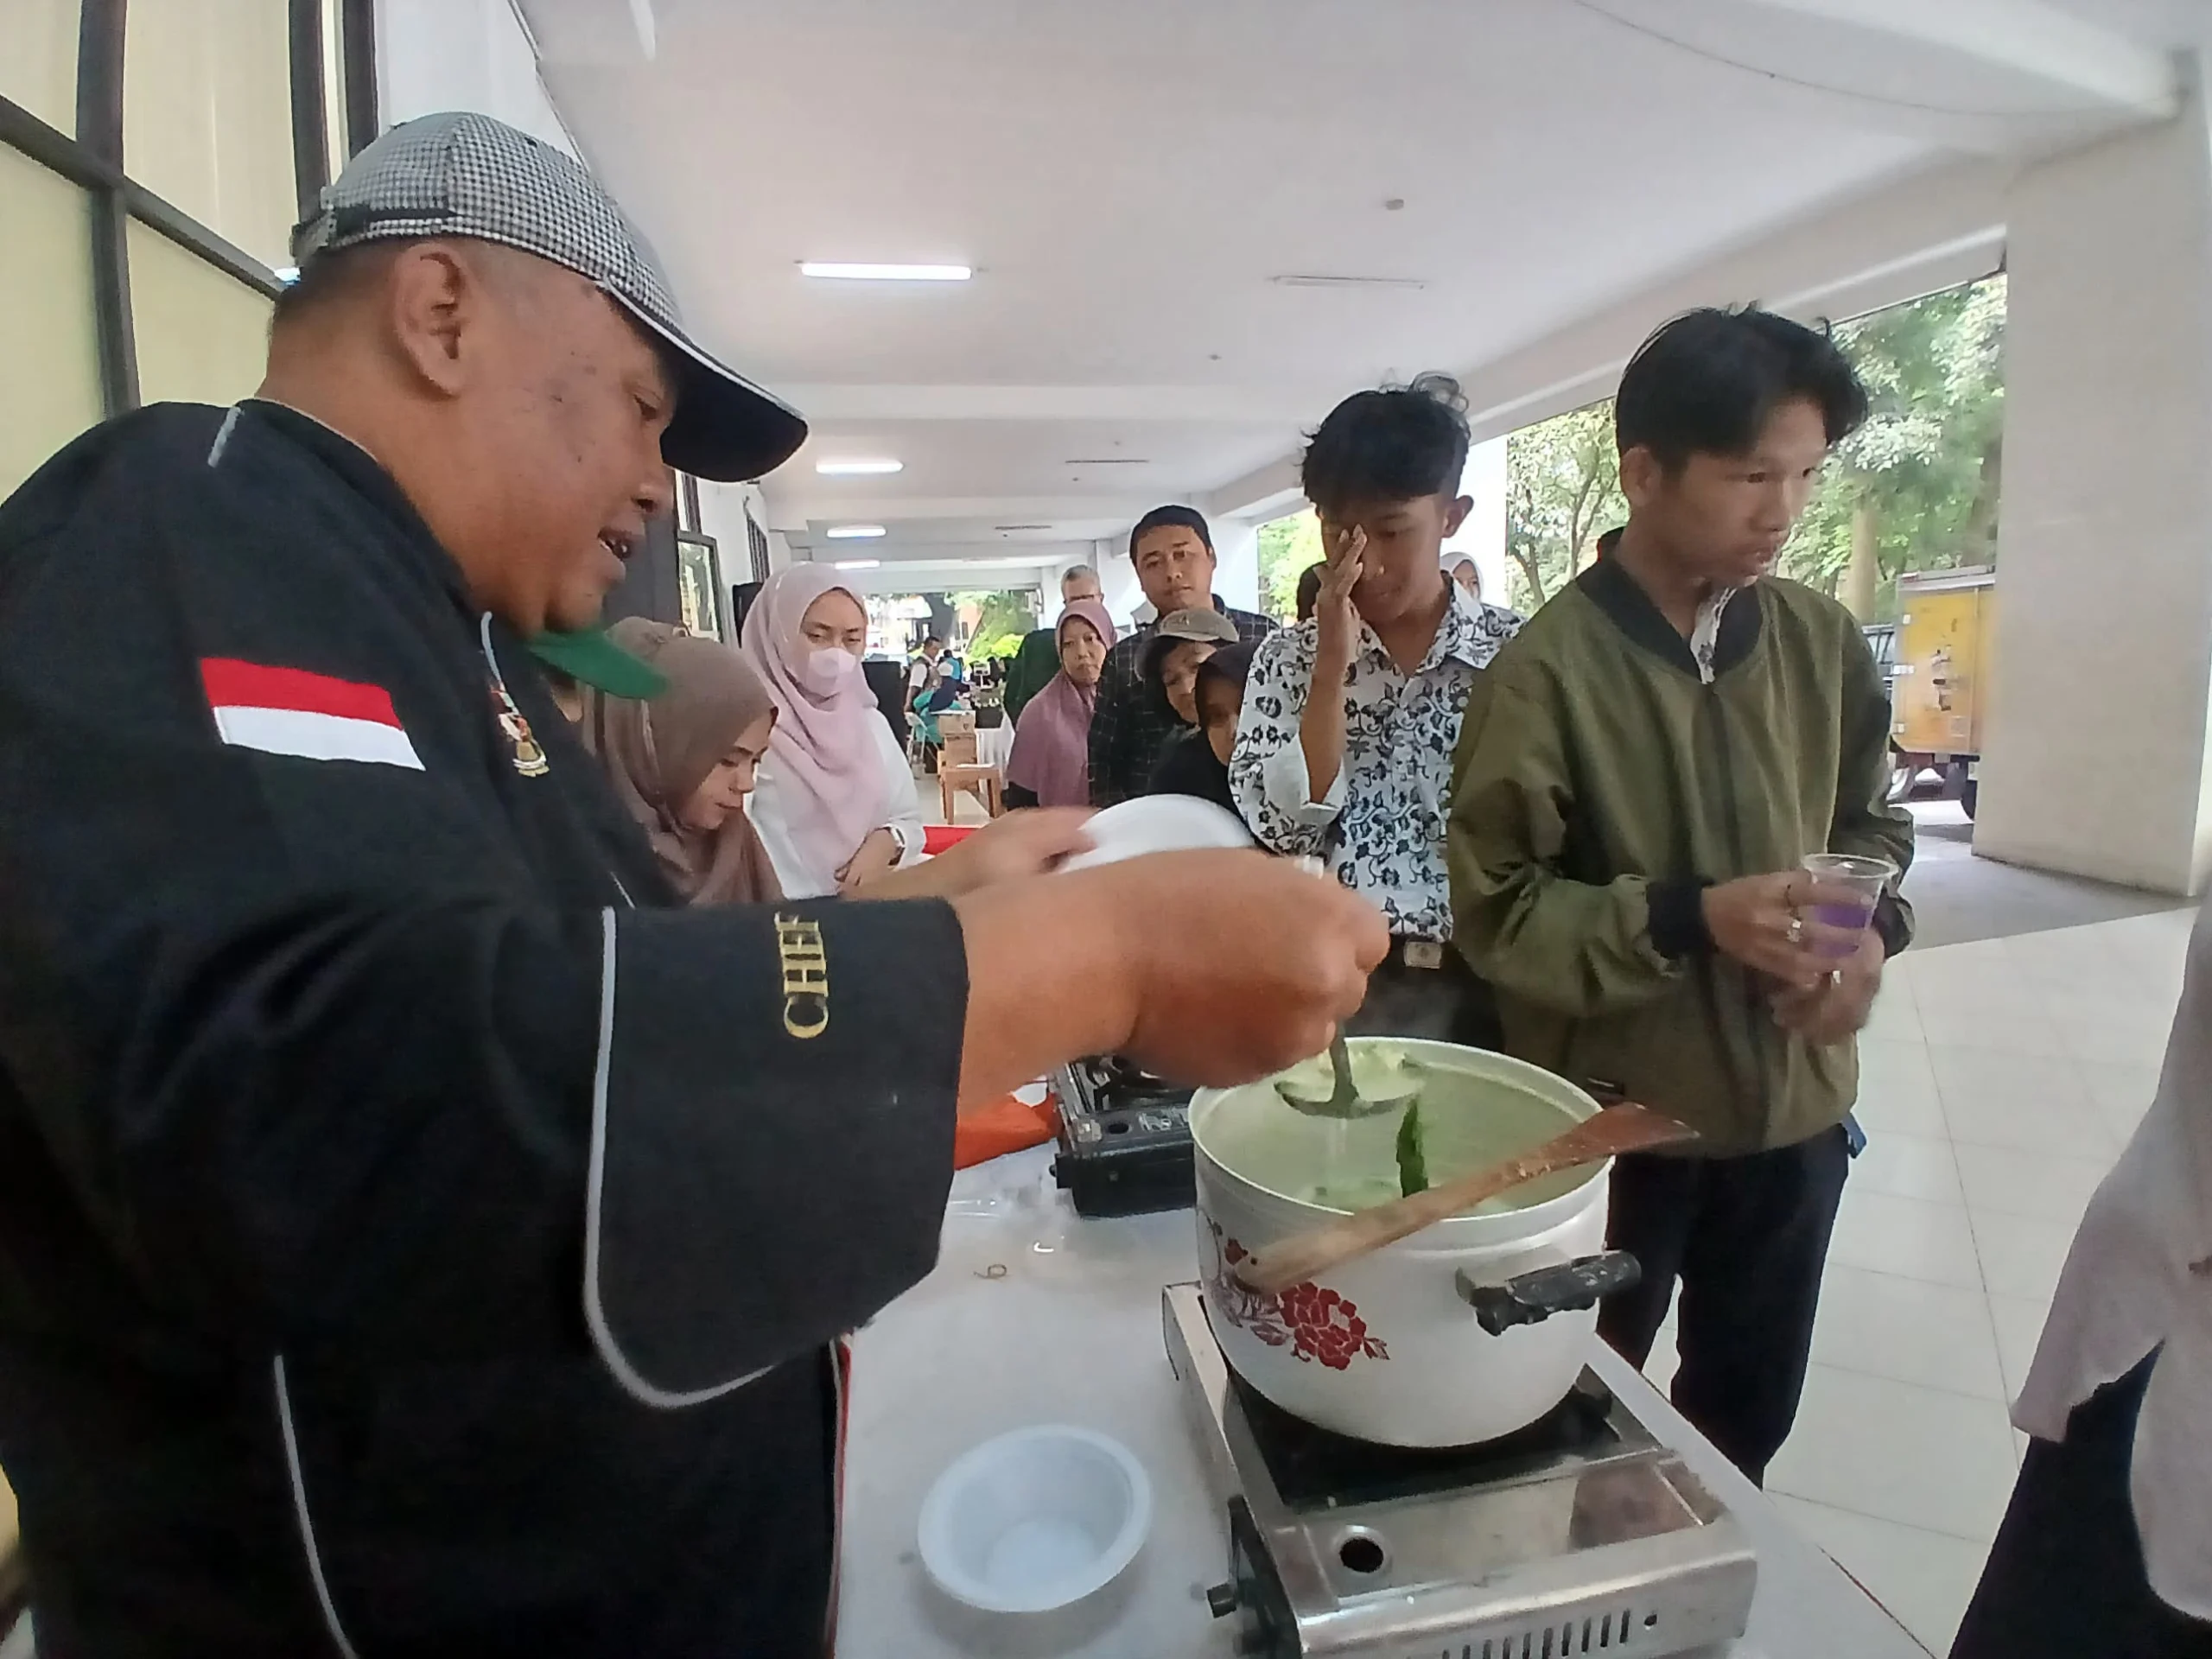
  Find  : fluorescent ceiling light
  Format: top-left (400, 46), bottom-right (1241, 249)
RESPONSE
top-left (825, 524), bottom-right (887, 539)
top-left (814, 458), bottom-right (904, 475)
top-left (833, 559), bottom-right (881, 571)
top-left (1270, 273), bottom-right (1428, 291)
top-left (800, 262), bottom-right (972, 282)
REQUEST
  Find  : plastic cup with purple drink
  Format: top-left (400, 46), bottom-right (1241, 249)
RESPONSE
top-left (1799, 853), bottom-right (1898, 957)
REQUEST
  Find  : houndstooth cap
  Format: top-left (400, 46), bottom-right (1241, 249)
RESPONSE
top-left (293, 111), bottom-right (806, 483)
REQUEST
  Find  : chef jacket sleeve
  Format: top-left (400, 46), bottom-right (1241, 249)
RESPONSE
top-left (0, 420), bottom-right (962, 1403)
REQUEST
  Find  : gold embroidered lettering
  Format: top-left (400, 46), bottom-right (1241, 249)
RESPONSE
top-left (775, 914), bottom-right (830, 1039)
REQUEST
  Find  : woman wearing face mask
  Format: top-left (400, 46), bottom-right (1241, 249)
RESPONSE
top-left (1002, 600), bottom-right (1116, 810)
top-left (577, 619), bottom-right (782, 906)
top-left (743, 567), bottom-right (929, 898)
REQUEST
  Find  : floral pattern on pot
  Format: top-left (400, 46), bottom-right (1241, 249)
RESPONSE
top-left (1203, 1217), bottom-right (1389, 1370)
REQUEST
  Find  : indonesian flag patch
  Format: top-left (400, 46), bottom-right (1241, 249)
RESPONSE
top-left (200, 658), bottom-right (424, 771)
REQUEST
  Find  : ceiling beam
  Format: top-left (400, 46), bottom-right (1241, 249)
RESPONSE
top-left (1748, 0), bottom-right (2178, 116)
top-left (772, 385), bottom-right (1337, 424)
top-left (764, 493), bottom-right (1165, 528)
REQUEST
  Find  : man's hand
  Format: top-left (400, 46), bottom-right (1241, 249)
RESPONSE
top-left (949, 851), bottom-right (1389, 1107)
top-left (1701, 872), bottom-right (1865, 991)
top-left (1109, 853), bottom-right (1387, 1084)
top-left (835, 827), bottom-right (902, 895)
top-left (880, 809), bottom-right (1094, 899)
top-left (1313, 525), bottom-right (1366, 676)
top-left (1770, 929), bottom-right (1885, 1045)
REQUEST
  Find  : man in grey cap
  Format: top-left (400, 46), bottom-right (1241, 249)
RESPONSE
top-left (0, 113), bottom-right (1385, 1655)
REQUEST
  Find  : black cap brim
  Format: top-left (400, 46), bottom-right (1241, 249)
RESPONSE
top-left (608, 292), bottom-right (809, 483)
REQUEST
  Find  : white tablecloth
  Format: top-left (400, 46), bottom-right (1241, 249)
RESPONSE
top-left (976, 722), bottom-right (1013, 771)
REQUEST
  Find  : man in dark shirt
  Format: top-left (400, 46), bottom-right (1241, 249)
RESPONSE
top-left (0, 113), bottom-right (1387, 1656)
top-left (1087, 505), bottom-right (1274, 804)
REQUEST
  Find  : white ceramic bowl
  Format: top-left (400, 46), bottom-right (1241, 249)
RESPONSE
top-left (916, 1425), bottom-right (1153, 1614)
top-left (1058, 793), bottom-right (1253, 871)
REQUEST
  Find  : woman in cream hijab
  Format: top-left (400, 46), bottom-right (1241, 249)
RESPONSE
top-left (580, 619), bottom-right (782, 906)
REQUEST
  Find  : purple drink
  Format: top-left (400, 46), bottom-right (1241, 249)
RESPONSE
top-left (1799, 853), bottom-right (1897, 958)
top-left (1813, 901), bottom-right (1876, 955)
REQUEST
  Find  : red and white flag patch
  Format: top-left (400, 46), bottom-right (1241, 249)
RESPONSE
top-left (200, 658), bottom-right (424, 771)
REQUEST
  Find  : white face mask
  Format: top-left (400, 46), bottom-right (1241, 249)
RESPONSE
top-left (801, 646), bottom-right (859, 696)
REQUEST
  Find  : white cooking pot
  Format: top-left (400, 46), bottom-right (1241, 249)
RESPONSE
top-left (1190, 1039), bottom-right (1634, 1449)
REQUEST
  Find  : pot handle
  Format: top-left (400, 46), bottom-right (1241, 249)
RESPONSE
top-left (1457, 1251), bottom-right (1641, 1336)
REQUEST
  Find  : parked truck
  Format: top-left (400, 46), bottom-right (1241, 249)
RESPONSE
top-left (1889, 565), bottom-right (1997, 818)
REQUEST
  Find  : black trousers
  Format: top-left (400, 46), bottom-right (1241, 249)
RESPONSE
top-left (1597, 1125), bottom-right (1850, 1484)
top-left (1951, 1355), bottom-right (2212, 1659)
top-left (1342, 946), bottom-right (1503, 1049)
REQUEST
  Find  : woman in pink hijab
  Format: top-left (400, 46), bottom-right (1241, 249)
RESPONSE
top-left (1003, 600), bottom-right (1117, 810)
top-left (741, 566), bottom-right (926, 898)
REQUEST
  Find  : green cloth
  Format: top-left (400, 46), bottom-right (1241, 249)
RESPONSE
top-left (527, 626), bottom-right (668, 699)
top-left (1001, 626), bottom-right (1063, 727)
top-left (1446, 560), bottom-right (1913, 1155)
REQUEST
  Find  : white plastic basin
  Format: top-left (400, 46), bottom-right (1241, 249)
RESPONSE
top-left (915, 1424), bottom-right (1153, 1614)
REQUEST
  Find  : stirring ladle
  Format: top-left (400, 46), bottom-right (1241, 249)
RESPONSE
top-left (1274, 1032), bottom-right (1421, 1120)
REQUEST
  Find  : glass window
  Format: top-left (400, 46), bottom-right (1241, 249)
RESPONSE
top-left (129, 219), bottom-right (275, 410)
top-left (0, 148), bottom-right (103, 498)
top-left (124, 0), bottom-right (296, 272)
top-left (0, 0), bottom-right (80, 137)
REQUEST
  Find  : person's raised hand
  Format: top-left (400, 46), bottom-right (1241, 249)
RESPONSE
top-left (1098, 851), bottom-right (1387, 1085)
top-left (1770, 927), bottom-right (1885, 1045)
top-left (1314, 525), bottom-right (1366, 676)
top-left (925, 808), bottom-right (1095, 895)
top-left (1700, 872), bottom-right (1863, 991)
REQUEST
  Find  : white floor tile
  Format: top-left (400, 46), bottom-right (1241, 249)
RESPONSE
top-left (1986, 1293), bottom-right (2051, 1399)
top-left (1770, 1494), bottom-right (1993, 1657)
top-left (1810, 1266), bottom-right (2007, 1400)
top-left (1862, 980), bottom-right (1924, 1045)
top-left (1827, 1187), bottom-right (1984, 1289)
top-left (1967, 1208), bottom-right (2080, 1304)
top-left (1929, 1047), bottom-right (2113, 1160)
top-left (1847, 1128), bottom-right (1962, 1205)
top-left (1768, 1363), bottom-right (2020, 1541)
top-left (1853, 1038), bottom-right (1948, 1137)
top-left (2079, 1060), bottom-right (2163, 1143)
top-left (2055, 1003), bottom-right (2178, 1071)
top-left (1951, 1142), bottom-right (2113, 1229)
top-left (1914, 1006), bottom-right (2075, 1059)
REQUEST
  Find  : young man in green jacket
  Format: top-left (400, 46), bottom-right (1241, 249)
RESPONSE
top-left (1447, 307), bottom-right (1913, 1483)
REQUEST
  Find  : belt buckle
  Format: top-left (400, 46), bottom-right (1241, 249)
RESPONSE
top-left (1402, 939), bottom-right (1445, 972)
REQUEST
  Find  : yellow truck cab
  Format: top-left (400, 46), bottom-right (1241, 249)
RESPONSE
top-left (1891, 566), bottom-right (1998, 818)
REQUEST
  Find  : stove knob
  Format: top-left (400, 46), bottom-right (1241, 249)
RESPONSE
top-left (1205, 1582), bottom-right (1240, 1619)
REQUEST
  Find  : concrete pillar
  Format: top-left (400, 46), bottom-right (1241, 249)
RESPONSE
top-left (1975, 57), bottom-right (2212, 894)
top-left (1443, 435), bottom-right (1511, 607)
top-left (1211, 519), bottom-right (1262, 614)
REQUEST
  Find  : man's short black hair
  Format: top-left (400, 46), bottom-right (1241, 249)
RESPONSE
top-left (1196, 643), bottom-right (1255, 721)
top-left (1300, 372), bottom-right (1471, 518)
top-left (921, 634), bottom-right (944, 648)
top-left (1595, 525), bottom-right (1624, 558)
top-left (1294, 562), bottom-right (1325, 623)
top-left (1129, 505), bottom-right (1212, 557)
top-left (1615, 307), bottom-right (1869, 472)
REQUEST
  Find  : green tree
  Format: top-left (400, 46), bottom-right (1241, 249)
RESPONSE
top-left (956, 589), bottom-right (1039, 661)
top-left (1504, 402), bottom-right (1624, 612)
top-left (1256, 511), bottom-right (1324, 622)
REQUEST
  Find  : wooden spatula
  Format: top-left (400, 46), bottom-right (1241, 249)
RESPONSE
top-left (1231, 1103), bottom-right (1696, 1296)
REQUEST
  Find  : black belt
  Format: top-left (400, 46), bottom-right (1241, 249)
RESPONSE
top-left (1384, 937), bottom-right (1451, 971)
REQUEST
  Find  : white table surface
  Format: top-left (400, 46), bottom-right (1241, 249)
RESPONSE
top-left (838, 1147), bottom-right (1930, 1659)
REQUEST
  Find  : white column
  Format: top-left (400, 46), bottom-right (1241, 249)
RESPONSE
top-left (1975, 56), bottom-right (2212, 894)
top-left (1442, 435), bottom-right (1511, 607)
top-left (1211, 519), bottom-right (1262, 613)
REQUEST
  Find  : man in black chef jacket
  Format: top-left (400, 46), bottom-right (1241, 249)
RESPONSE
top-left (0, 113), bottom-right (1385, 1657)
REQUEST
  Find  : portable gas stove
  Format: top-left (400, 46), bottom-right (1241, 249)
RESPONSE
top-left (1049, 1056), bottom-right (1196, 1217)
top-left (1163, 1283), bottom-right (1758, 1658)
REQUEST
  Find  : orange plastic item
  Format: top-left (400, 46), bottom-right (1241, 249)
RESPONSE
top-left (953, 1090), bottom-right (1060, 1169)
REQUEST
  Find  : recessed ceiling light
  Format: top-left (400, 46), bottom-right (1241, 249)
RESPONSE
top-left (1270, 273), bottom-right (1428, 291)
top-left (814, 458), bottom-right (904, 475)
top-left (833, 558), bottom-right (882, 570)
top-left (825, 524), bottom-right (887, 539)
top-left (800, 262), bottom-right (972, 282)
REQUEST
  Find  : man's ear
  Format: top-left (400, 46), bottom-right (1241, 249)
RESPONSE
top-left (385, 242), bottom-right (480, 397)
top-left (1443, 494), bottom-right (1474, 537)
top-left (1618, 444), bottom-right (1665, 511)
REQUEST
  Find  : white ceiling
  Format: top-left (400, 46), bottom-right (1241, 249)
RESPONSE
top-left (523, 0), bottom-right (2194, 564)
